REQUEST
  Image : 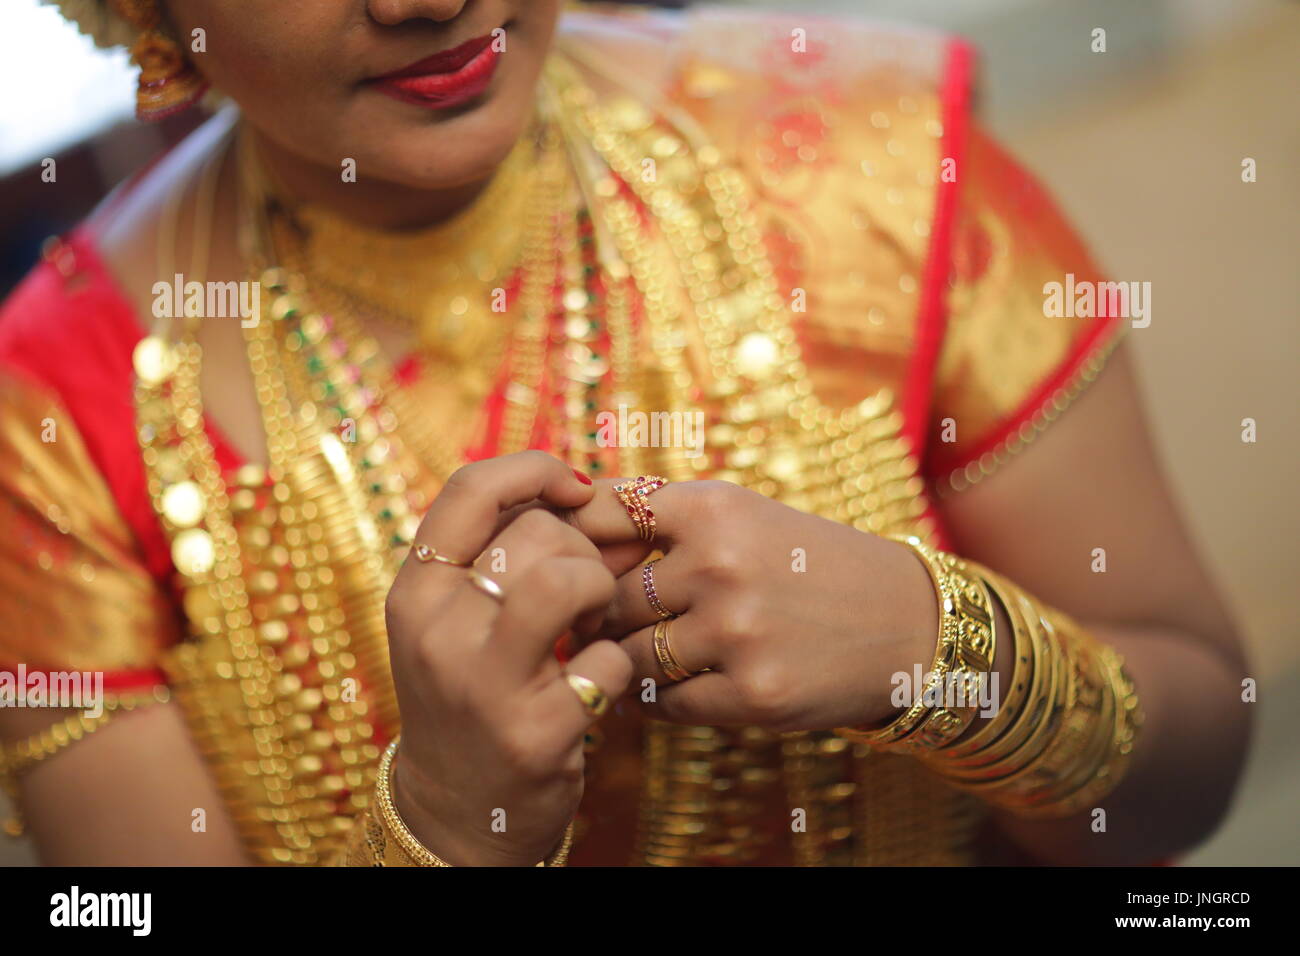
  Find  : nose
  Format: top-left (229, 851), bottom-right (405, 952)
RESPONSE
top-left (367, 0), bottom-right (473, 26)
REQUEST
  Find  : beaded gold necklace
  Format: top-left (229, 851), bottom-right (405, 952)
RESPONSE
top-left (133, 107), bottom-right (595, 863)
top-left (283, 139), bottom-right (532, 362)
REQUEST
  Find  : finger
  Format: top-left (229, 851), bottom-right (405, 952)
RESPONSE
top-left (639, 670), bottom-right (752, 726)
top-left (416, 510), bottom-right (601, 671)
top-left (482, 556), bottom-right (616, 686)
top-left (617, 615), bottom-right (721, 693)
top-left (592, 539), bottom-right (655, 579)
top-left (587, 555), bottom-right (693, 644)
top-left (419, 451), bottom-right (595, 562)
top-left (529, 639), bottom-right (635, 746)
top-left (492, 500), bottom-right (648, 578)
top-left (486, 509), bottom-right (607, 637)
top-left (478, 507), bottom-right (602, 582)
top-left (393, 452), bottom-right (595, 621)
top-left (559, 477), bottom-right (691, 548)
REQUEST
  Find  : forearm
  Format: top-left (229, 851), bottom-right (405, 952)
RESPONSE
top-left (990, 619), bottom-right (1249, 865)
top-left (2, 701), bottom-right (252, 866)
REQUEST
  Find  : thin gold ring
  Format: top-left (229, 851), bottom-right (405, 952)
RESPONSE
top-left (412, 543), bottom-right (471, 568)
top-left (564, 673), bottom-right (609, 718)
top-left (642, 559), bottom-right (676, 620)
top-left (467, 569), bottom-right (505, 603)
top-left (653, 618), bottom-right (693, 683)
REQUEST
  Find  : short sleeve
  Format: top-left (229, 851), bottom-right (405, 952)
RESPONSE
top-left (0, 365), bottom-right (180, 675)
top-left (927, 123), bottom-right (1125, 492)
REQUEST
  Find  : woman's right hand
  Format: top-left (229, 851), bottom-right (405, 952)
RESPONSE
top-left (382, 451), bottom-right (631, 866)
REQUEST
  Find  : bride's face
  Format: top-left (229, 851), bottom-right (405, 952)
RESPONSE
top-left (165, 0), bottom-right (562, 189)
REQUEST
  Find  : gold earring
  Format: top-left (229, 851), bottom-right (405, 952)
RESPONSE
top-left (110, 0), bottom-right (209, 121)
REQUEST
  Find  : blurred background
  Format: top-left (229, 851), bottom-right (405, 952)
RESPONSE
top-left (1, 0), bottom-right (1296, 865)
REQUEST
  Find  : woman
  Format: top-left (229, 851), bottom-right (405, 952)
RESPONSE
top-left (0, 0), bottom-right (1248, 867)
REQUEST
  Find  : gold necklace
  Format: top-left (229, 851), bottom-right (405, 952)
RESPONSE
top-left (544, 54), bottom-right (968, 867)
top-left (132, 54), bottom-right (971, 869)
top-left (256, 132), bottom-right (536, 365)
top-left (256, 126), bottom-right (576, 457)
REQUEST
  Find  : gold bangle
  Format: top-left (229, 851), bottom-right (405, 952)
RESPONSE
top-left (995, 643), bottom-right (1143, 818)
top-left (890, 543), bottom-right (996, 754)
top-left (957, 628), bottom-right (1081, 792)
top-left (922, 597), bottom-right (1142, 816)
top-left (368, 737), bottom-right (574, 867)
top-left (1003, 629), bottom-right (1115, 796)
top-left (890, 550), bottom-right (1144, 817)
top-left (925, 568), bottom-right (1032, 762)
top-left (931, 590), bottom-right (1062, 780)
top-left (837, 537), bottom-right (994, 752)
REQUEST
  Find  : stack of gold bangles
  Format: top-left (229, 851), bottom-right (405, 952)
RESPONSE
top-left (838, 536), bottom-right (1143, 818)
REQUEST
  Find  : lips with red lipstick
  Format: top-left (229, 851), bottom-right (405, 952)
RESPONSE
top-left (369, 34), bottom-right (501, 109)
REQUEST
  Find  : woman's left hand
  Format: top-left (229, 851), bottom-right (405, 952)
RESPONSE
top-left (565, 479), bottom-right (940, 732)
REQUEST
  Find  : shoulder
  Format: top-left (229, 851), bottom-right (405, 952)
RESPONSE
top-left (0, 235), bottom-right (181, 675)
top-left (557, 5), bottom-right (974, 277)
top-left (0, 231), bottom-right (141, 410)
top-left (560, 6), bottom-right (973, 410)
top-left (0, 108), bottom-right (236, 464)
top-left (0, 232), bottom-right (170, 578)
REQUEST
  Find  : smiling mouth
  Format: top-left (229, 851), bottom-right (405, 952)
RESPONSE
top-left (369, 33), bottom-right (502, 110)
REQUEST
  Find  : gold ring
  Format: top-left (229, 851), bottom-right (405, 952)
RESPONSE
top-left (467, 569), bottom-right (505, 603)
top-left (412, 543), bottom-right (471, 567)
top-left (565, 673), bottom-right (609, 718)
top-left (613, 475), bottom-right (668, 543)
top-left (652, 618), bottom-right (694, 683)
top-left (642, 559), bottom-right (676, 620)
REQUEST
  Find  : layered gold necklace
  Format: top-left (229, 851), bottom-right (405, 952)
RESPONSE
top-left (133, 54), bottom-right (975, 867)
top-left (268, 135), bottom-right (533, 379)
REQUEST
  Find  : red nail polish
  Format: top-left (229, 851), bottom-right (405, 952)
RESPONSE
top-left (573, 468), bottom-right (593, 485)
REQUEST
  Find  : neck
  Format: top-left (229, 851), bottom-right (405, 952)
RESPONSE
top-left (247, 126), bottom-right (495, 232)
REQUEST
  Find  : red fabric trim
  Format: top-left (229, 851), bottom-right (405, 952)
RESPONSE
top-left (924, 122), bottom-right (1126, 483)
top-left (938, 295), bottom-right (1123, 479)
top-left (900, 38), bottom-right (973, 458)
top-left (900, 37), bottom-right (974, 549)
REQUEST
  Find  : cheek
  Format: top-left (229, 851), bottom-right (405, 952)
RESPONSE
top-left (172, 1), bottom-right (355, 126)
top-left (201, 34), bottom-right (347, 117)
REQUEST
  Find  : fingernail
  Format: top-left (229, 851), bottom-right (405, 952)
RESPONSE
top-left (573, 468), bottom-right (593, 485)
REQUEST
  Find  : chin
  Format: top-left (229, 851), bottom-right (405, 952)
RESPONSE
top-left (342, 58), bottom-right (532, 185)
top-left (372, 101), bottom-right (529, 191)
